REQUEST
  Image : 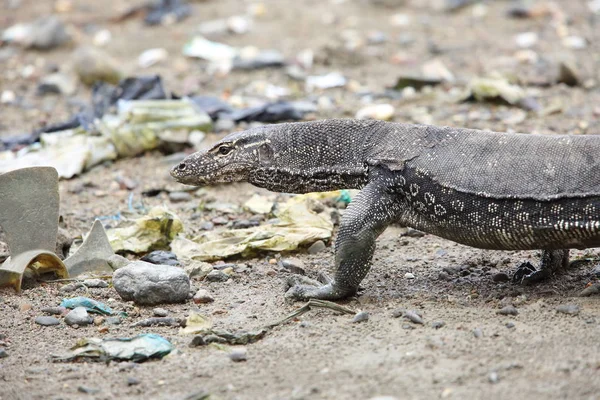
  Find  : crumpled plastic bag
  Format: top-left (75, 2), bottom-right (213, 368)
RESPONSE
top-left (51, 333), bottom-right (173, 363)
top-left (171, 194), bottom-right (333, 261)
top-left (179, 312), bottom-right (213, 335)
top-left (107, 206), bottom-right (183, 254)
top-left (60, 296), bottom-right (113, 315)
top-left (463, 76), bottom-right (525, 105)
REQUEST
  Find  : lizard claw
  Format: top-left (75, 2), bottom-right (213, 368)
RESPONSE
top-left (511, 262), bottom-right (537, 284)
top-left (284, 275), bottom-right (354, 301)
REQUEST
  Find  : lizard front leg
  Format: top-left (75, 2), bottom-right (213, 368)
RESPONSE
top-left (285, 179), bottom-right (405, 301)
top-left (512, 249), bottom-right (570, 285)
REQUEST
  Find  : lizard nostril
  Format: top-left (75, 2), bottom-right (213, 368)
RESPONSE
top-left (177, 162), bottom-right (186, 171)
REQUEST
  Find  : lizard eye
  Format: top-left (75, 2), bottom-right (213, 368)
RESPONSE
top-left (218, 145), bottom-right (232, 155)
top-left (177, 162), bottom-right (186, 171)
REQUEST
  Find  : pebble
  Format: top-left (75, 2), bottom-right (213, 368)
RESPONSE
top-left (488, 371), bottom-right (499, 384)
top-left (281, 258), bottom-right (306, 275)
top-left (105, 316), bottom-right (122, 325)
top-left (59, 282), bottom-right (86, 293)
top-left (72, 46), bottom-right (122, 86)
top-left (506, 322), bottom-right (515, 329)
top-left (472, 328), bottom-right (483, 338)
top-left (35, 316), bottom-right (60, 326)
top-left (168, 191), bottom-right (192, 203)
top-left (193, 289), bottom-right (215, 304)
top-left (212, 216), bottom-right (228, 225)
top-left (153, 308), bottom-right (168, 317)
top-left (41, 306), bottom-right (67, 315)
top-left (307, 240), bottom-right (327, 254)
top-left (93, 316), bottom-right (104, 326)
top-left (190, 336), bottom-right (206, 347)
top-left (556, 304), bottom-right (580, 316)
top-left (107, 254), bottom-right (130, 270)
top-left (83, 279), bottom-right (109, 288)
top-left (404, 272), bottom-right (415, 279)
top-left (141, 251), bottom-right (182, 267)
top-left (232, 219), bottom-right (259, 229)
top-left (591, 264), bottom-right (600, 278)
top-left (492, 272), bottom-right (510, 283)
top-left (19, 301), bottom-right (32, 312)
top-left (199, 221), bottom-right (214, 230)
top-left (65, 307), bottom-right (92, 326)
top-left (185, 261), bottom-right (214, 279)
top-left (229, 348), bottom-right (247, 362)
top-left (352, 311), bottom-right (369, 323)
top-left (127, 377), bottom-right (141, 386)
top-left (438, 271), bottom-right (451, 281)
top-left (355, 104), bottom-right (395, 121)
top-left (403, 310), bottom-right (424, 325)
top-left (431, 321), bottom-right (445, 329)
top-left (497, 306), bottom-right (518, 316)
top-left (113, 261), bottom-right (191, 305)
top-left (0, 348), bottom-right (7, 358)
top-left (206, 270), bottom-right (230, 282)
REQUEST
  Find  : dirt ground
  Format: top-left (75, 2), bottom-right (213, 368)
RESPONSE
top-left (1, 1), bottom-right (600, 399)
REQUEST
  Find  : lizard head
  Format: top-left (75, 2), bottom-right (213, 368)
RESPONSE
top-left (170, 126), bottom-right (270, 186)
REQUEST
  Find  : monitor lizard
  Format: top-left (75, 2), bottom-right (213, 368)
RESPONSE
top-left (171, 119), bottom-right (600, 300)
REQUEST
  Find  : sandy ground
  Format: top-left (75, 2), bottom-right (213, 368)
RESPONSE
top-left (1, 1), bottom-right (600, 399)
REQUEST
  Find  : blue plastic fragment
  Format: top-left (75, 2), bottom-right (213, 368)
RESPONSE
top-left (336, 190), bottom-right (352, 205)
top-left (60, 296), bottom-right (113, 315)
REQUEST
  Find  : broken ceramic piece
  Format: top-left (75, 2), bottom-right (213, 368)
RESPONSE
top-left (0, 167), bottom-right (67, 291)
top-left (64, 220), bottom-right (114, 277)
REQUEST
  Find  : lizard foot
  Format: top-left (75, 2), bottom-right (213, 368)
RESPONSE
top-left (511, 250), bottom-right (570, 285)
top-left (284, 274), bottom-right (354, 301)
top-left (511, 262), bottom-right (551, 285)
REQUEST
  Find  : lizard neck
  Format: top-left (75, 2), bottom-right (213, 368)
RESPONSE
top-left (248, 119), bottom-right (385, 193)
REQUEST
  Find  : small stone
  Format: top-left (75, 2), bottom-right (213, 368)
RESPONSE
top-left (105, 316), bottom-right (122, 325)
top-left (307, 240), bottom-right (327, 254)
top-left (127, 377), bottom-right (141, 386)
top-left (492, 272), bottom-right (510, 283)
top-left (497, 305), bottom-right (519, 316)
top-left (0, 348), bottom-right (7, 358)
top-left (591, 264), bottom-right (600, 278)
top-left (229, 348), bottom-right (247, 362)
top-left (168, 191), bottom-right (192, 203)
top-left (72, 46), bottom-right (122, 86)
top-left (93, 316), bottom-right (105, 326)
top-left (41, 306), bottom-right (67, 315)
top-left (505, 322), bottom-right (515, 329)
top-left (141, 251), bottom-right (182, 267)
top-left (189, 336), bottom-right (206, 347)
top-left (403, 310), bottom-right (424, 324)
top-left (35, 316), bottom-right (60, 326)
top-left (352, 311), bottom-right (369, 323)
top-left (355, 104), bottom-right (395, 121)
top-left (431, 321), bottom-right (445, 329)
top-left (78, 386), bottom-right (100, 394)
top-left (556, 304), bottom-right (580, 316)
top-left (19, 301), bottom-right (32, 312)
top-left (212, 216), bottom-right (228, 225)
top-left (404, 272), bottom-right (415, 279)
top-left (193, 289), bottom-right (214, 304)
top-left (153, 308), bottom-right (168, 317)
top-left (473, 328), bottom-right (483, 338)
top-left (488, 371), bottom-right (499, 384)
top-left (281, 258), bottom-right (306, 275)
top-left (65, 307), bottom-right (92, 326)
top-left (438, 271), bottom-right (451, 281)
top-left (185, 261), bottom-right (214, 279)
top-left (199, 221), bottom-right (214, 230)
top-left (108, 254), bottom-right (130, 270)
top-left (113, 261), bottom-right (190, 305)
top-left (83, 279), bottom-right (109, 288)
top-left (59, 282), bottom-right (86, 293)
top-left (206, 270), bottom-right (230, 282)
top-left (232, 219), bottom-right (259, 229)
top-left (403, 228), bottom-right (425, 238)
top-left (37, 72), bottom-right (77, 96)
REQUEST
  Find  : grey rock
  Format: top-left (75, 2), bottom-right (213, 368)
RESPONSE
top-left (556, 304), bottom-right (580, 316)
top-left (37, 73), bottom-right (77, 96)
top-left (497, 306), bottom-right (518, 316)
top-left (108, 254), bottom-right (130, 270)
top-left (65, 307), bottom-right (92, 326)
top-left (35, 316), bottom-right (60, 326)
top-left (193, 289), bottom-right (215, 304)
top-left (403, 310), bottom-right (424, 324)
top-left (281, 258), bottom-right (306, 275)
top-left (506, 322), bottom-right (515, 329)
top-left (41, 306), bottom-right (67, 315)
top-left (229, 348), bottom-right (247, 362)
top-left (199, 221), bottom-right (214, 230)
top-left (307, 240), bottom-right (327, 254)
top-left (127, 377), bottom-right (141, 386)
top-left (473, 328), bottom-right (483, 338)
top-left (153, 308), bottom-right (168, 317)
top-left (352, 311), bottom-right (369, 323)
top-left (431, 321), bottom-right (445, 329)
top-left (105, 316), bottom-right (122, 325)
top-left (0, 348), bottom-right (7, 358)
top-left (59, 282), bottom-right (85, 293)
top-left (488, 371), bottom-right (499, 384)
top-left (185, 261), bottom-right (213, 279)
top-left (141, 251), bottom-right (182, 267)
top-left (73, 46), bottom-right (122, 86)
top-left (404, 228), bottom-right (425, 237)
top-left (113, 261), bottom-right (191, 305)
top-left (212, 216), bottom-right (228, 225)
top-left (232, 219), bottom-right (259, 229)
top-left (591, 264), bottom-right (600, 278)
top-left (206, 270), bottom-right (230, 282)
top-left (168, 191), bottom-right (192, 203)
top-left (492, 272), bottom-right (510, 283)
top-left (83, 279), bottom-right (109, 288)
top-left (189, 336), bottom-right (206, 347)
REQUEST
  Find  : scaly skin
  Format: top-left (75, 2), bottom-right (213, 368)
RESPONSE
top-left (171, 119), bottom-right (600, 300)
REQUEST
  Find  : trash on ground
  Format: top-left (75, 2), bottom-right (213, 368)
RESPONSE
top-left (107, 206), bottom-right (183, 254)
top-left (2, 16), bottom-right (70, 50)
top-left (60, 296), bottom-right (113, 315)
top-left (306, 72), bottom-right (347, 91)
top-left (355, 104), bottom-right (395, 120)
top-left (51, 333), bottom-right (174, 362)
top-left (266, 299), bottom-right (355, 329)
top-left (171, 194), bottom-right (334, 261)
top-left (0, 167), bottom-right (68, 292)
top-left (64, 220), bottom-right (114, 277)
top-left (243, 194), bottom-right (275, 214)
top-left (138, 48), bottom-right (169, 68)
top-left (462, 76), bottom-right (527, 107)
top-left (179, 312), bottom-right (213, 335)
